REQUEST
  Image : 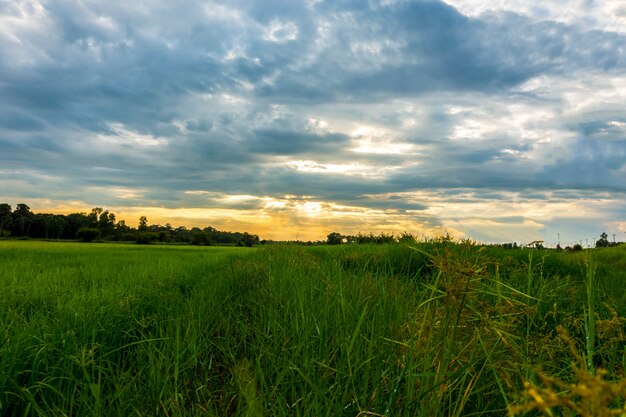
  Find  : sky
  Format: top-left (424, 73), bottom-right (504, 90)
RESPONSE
top-left (1, 0), bottom-right (626, 244)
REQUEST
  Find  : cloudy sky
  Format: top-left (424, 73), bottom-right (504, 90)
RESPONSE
top-left (1, 0), bottom-right (626, 243)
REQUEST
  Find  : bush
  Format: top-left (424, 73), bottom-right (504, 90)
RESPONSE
top-left (158, 231), bottom-right (171, 242)
top-left (76, 227), bottom-right (100, 242)
top-left (120, 232), bottom-right (138, 241)
top-left (136, 232), bottom-right (159, 244)
top-left (191, 230), bottom-right (210, 246)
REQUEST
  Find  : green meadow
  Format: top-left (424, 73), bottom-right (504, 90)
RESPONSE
top-left (1, 240), bottom-right (626, 416)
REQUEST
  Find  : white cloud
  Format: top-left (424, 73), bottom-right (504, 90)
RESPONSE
top-left (442, 0), bottom-right (626, 33)
top-left (264, 20), bottom-right (299, 43)
top-left (349, 126), bottom-right (418, 155)
top-left (286, 160), bottom-right (395, 177)
top-left (97, 124), bottom-right (167, 147)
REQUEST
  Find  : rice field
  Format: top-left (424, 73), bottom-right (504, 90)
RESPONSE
top-left (1, 240), bottom-right (626, 416)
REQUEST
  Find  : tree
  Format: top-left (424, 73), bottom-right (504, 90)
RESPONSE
top-left (13, 203), bottom-right (33, 236)
top-left (76, 227), bottom-right (100, 242)
top-left (40, 214), bottom-right (65, 240)
top-left (191, 229), bottom-right (210, 246)
top-left (138, 216), bottom-right (148, 232)
top-left (327, 232), bottom-right (343, 245)
top-left (596, 232), bottom-right (610, 248)
top-left (98, 211), bottom-right (116, 238)
top-left (65, 213), bottom-right (89, 239)
top-left (136, 232), bottom-right (158, 244)
top-left (0, 203), bottom-right (11, 237)
top-left (240, 232), bottom-right (259, 247)
top-left (114, 219), bottom-right (130, 240)
top-left (88, 207), bottom-right (104, 228)
top-left (51, 215), bottom-right (66, 239)
top-left (42, 214), bottom-right (53, 239)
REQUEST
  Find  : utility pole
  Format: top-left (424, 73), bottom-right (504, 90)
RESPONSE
top-left (613, 234), bottom-right (617, 243)
top-left (558, 233), bottom-right (560, 246)
top-left (585, 238), bottom-right (588, 248)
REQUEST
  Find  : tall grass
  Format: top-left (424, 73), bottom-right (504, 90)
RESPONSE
top-left (1, 241), bottom-right (626, 416)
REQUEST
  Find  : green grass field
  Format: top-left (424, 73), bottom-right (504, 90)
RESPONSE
top-left (1, 240), bottom-right (626, 416)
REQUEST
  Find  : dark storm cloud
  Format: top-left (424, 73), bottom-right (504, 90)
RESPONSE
top-left (3, 0), bottom-right (624, 131)
top-left (539, 134), bottom-right (626, 190)
top-left (578, 120), bottom-right (626, 141)
top-left (258, 1), bottom-right (626, 101)
top-left (402, 135), bottom-right (626, 192)
top-left (248, 129), bottom-right (350, 155)
top-left (248, 166), bottom-right (389, 199)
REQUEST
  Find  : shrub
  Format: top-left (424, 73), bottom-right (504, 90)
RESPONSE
top-left (76, 227), bottom-right (100, 242)
top-left (191, 230), bottom-right (210, 246)
top-left (157, 231), bottom-right (171, 242)
top-left (120, 232), bottom-right (138, 241)
top-left (136, 232), bottom-right (158, 244)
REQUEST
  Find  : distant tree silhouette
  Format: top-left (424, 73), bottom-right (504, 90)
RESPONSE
top-left (596, 232), bottom-right (610, 248)
top-left (327, 232), bottom-right (343, 245)
top-left (138, 216), bottom-right (148, 232)
top-left (88, 207), bottom-right (104, 228)
top-left (0, 203), bottom-right (11, 237)
top-left (13, 203), bottom-right (33, 236)
top-left (191, 228), bottom-right (210, 246)
top-left (76, 227), bottom-right (100, 242)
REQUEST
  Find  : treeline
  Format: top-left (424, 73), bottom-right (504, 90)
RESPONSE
top-left (0, 203), bottom-right (260, 246)
top-left (327, 230), bottom-right (623, 249)
top-left (326, 231), bottom-right (424, 245)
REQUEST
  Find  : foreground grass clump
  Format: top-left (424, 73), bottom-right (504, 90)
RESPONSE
top-left (1, 241), bottom-right (626, 416)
